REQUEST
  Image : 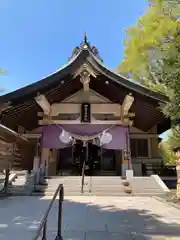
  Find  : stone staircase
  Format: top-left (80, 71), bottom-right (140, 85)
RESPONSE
top-left (34, 176), bottom-right (84, 196)
top-left (129, 176), bottom-right (166, 196)
top-left (33, 175), bottom-right (167, 196)
top-left (90, 176), bottom-right (128, 196)
top-left (5, 174), bottom-right (168, 196)
top-left (33, 176), bottom-right (130, 196)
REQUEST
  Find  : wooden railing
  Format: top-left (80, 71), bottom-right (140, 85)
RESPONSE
top-left (33, 184), bottom-right (64, 240)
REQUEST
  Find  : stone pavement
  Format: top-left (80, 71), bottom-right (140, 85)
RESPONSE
top-left (46, 196), bottom-right (180, 239)
top-left (0, 196), bottom-right (49, 240)
top-left (1, 196), bottom-right (180, 239)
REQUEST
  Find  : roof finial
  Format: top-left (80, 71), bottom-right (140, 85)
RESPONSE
top-left (84, 32), bottom-right (87, 43)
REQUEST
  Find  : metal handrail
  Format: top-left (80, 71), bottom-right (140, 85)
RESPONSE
top-left (33, 183), bottom-right (64, 240)
top-left (81, 160), bottom-right (86, 193)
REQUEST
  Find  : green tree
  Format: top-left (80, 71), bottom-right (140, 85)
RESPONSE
top-left (118, 0), bottom-right (180, 144)
top-left (119, 0), bottom-right (180, 197)
top-left (168, 126), bottom-right (180, 149)
top-left (159, 140), bottom-right (176, 164)
top-left (118, 0), bottom-right (179, 93)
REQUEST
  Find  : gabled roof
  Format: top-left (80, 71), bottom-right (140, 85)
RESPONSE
top-left (0, 35), bottom-right (168, 104)
top-left (0, 35), bottom-right (170, 132)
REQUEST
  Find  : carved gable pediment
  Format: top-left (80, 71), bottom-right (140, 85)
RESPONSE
top-left (62, 89), bottom-right (112, 103)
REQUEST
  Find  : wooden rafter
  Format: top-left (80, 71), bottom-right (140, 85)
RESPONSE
top-left (35, 94), bottom-right (51, 115)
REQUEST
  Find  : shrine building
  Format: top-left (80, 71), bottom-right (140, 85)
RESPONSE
top-left (0, 36), bottom-right (170, 177)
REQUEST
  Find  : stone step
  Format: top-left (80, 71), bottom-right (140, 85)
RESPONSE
top-left (41, 176), bottom-right (126, 197)
top-left (129, 176), bottom-right (166, 195)
top-left (90, 187), bottom-right (124, 190)
top-left (7, 174), bottom-right (168, 197)
top-left (132, 192), bottom-right (165, 196)
top-left (32, 191), bottom-right (130, 197)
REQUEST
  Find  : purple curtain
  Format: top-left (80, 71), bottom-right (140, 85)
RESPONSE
top-left (41, 124), bottom-right (128, 150)
top-left (103, 126), bottom-right (127, 150)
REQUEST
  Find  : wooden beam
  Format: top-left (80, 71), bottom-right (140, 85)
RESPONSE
top-left (35, 94), bottom-right (51, 115)
top-left (39, 119), bottom-right (130, 125)
top-left (37, 112), bottom-right (44, 117)
top-left (121, 94), bottom-right (134, 124)
top-left (21, 133), bottom-right (41, 139)
top-left (51, 103), bottom-right (121, 116)
top-left (130, 133), bottom-right (159, 138)
top-left (122, 94), bottom-right (134, 116)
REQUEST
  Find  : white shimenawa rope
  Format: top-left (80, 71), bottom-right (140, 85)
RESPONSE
top-left (48, 120), bottom-right (115, 141)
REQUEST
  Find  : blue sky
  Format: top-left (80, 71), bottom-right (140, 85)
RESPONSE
top-left (0, 0), bottom-right (148, 93)
top-left (159, 130), bottom-right (171, 141)
top-left (0, 0), bottom-right (169, 139)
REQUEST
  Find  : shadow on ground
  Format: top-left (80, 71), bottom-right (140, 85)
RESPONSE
top-left (46, 197), bottom-right (180, 239)
top-left (1, 196), bottom-right (180, 239)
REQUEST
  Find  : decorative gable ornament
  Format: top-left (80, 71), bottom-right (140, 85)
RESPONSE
top-left (73, 63), bottom-right (98, 80)
top-left (73, 63), bottom-right (98, 92)
top-left (80, 70), bottom-right (91, 85)
top-left (69, 33), bottom-right (103, 62)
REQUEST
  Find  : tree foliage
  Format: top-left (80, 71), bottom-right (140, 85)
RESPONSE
top-left (159, 140), bottom-right (176, 164)
top-left (160, 27), bottom-right (180, 118)
top-left (118, 0), bottom-right (180, 93)
top-left (118, 0), bottom-right (180, 150)
top-left (168, 126), bottom-right (180, 149)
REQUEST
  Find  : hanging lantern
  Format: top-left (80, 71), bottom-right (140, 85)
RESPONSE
top-left (59, 130), bottom-right (72, 144)
top-left (99, 131), bottom-right (112, 146)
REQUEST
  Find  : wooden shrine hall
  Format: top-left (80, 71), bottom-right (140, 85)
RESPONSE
top-left (0, 35), bottom-right (171, 177)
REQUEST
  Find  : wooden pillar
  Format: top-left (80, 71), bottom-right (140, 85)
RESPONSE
top-left (41, 148), bottom-right (49, 165)
top-left (121, 151), bottom-right (129, 176)
top-left (148, 138), bottom-right (152, 158)
top-left (121, 127), bottom-right (133, 177)
top-left (48, 149), bottom-right (57, 176)
top-left (41, 148), bottom-right (50, 176)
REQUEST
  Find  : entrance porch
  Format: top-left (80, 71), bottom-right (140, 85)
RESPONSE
top-left (56, 141), bottom-right (122, 176)
top-left (41, 124), bottom-right (129, 177)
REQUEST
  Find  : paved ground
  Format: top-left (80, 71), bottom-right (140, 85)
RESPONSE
top-left (0, 196), bottom-right (49, 240)
top-left (1, 196), bottom-right (180, 239)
